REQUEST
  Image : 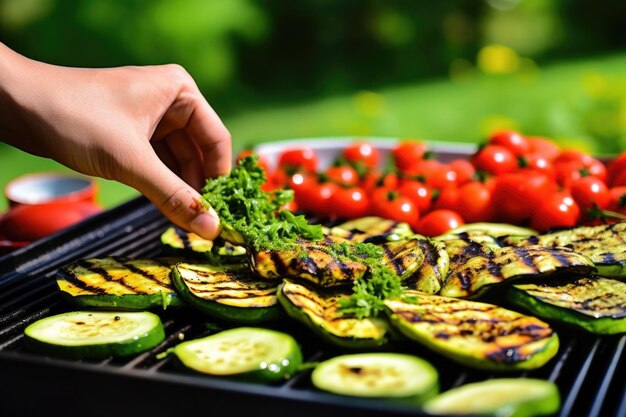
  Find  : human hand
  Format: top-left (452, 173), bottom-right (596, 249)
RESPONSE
top-left (0, 43), bottom-right (231, 240)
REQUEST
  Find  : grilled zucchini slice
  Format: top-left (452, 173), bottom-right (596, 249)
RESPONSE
top-left (327, 216), bottom-right (414, 243)
top-left (24, 311), bottom-right (165, 359)
top-left (277, 279), bottom-right (391, 349)
top-left (440, 244), bottom-right (596, 299)
top-left (501, 222), bottom-right (626, 278)
top-left (508, 277), bottom-right (626, 334)
top-left (443, 222), bottom-right (537, 238)
top-left (248, 235), bottom-right (368, 287)
top-left (384, 290), bottom-right (559, 371)
top-left (161, 226), bottom-right (246, 264)
top-left (173, 327), bottom-right (302, 383)
top-left (423, 378), bottom-right (560, 417)
top-left (401, 238), bottom-right (449, 294)
top-left (56, 256), bottom-right (187, 310)
top-left (311, 353), bottom-right (439, 402)
top-left (170, 262), bottom-right (283, 323)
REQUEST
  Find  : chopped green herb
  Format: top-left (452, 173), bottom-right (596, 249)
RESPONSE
top-left (201, 155), bottom-right (323, 250)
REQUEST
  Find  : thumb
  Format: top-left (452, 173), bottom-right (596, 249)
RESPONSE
top-left (124, 155), bottom-right (221, 241)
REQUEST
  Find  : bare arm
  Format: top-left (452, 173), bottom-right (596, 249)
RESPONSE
top-left (0, 43), bottom-right (231, 240)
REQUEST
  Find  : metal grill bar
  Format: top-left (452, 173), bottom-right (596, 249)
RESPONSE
top-left (0, 196), bottom-right (625, 417)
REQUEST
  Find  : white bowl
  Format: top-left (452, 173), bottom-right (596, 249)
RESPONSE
top-left (253, 136), bottom-right (477, 171)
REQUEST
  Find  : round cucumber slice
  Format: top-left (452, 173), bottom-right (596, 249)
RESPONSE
top-left (173, 327), bottom-right (302, 383)
top-left (24, 310), bottom-right (165, 359)
top-left (311, 353), bottom-right (439, 402)
top-left (423, 378), bottom-right (560, 417)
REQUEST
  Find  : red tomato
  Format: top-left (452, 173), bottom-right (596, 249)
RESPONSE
top-left (369, 188), bottom-right (420, 230)
top-left (607, 152), bottom-right (626, 186)
top-left (488, 130), bottom-right (530, 156)
top-left (554, 149), bottom-right (607, 183)
top-left (402, 159), bottom-right (443, 182)
top-left (329, 187), bottom-right (370, 220)
top-left (278, 147), bottom-right (318, 173)
top-left (526, 136), bottom-right (560, 161)
top-left (392, 140), bottom-right (430, 174)
top-left (361, 170), bottom-right (399, 191)
top-left (519, 153), bottom-right (555, 180)
top-left (470, 144), bottom-right (517, 176)
top-left (324, 165), bottom-right (360, 187)
top-left (448, 159), bottom-right (476, 186)
top-left (425, 163), bottom-right (458, 190)
top-left (342, 141), bottom-right (380, 169)
top-left (607, 186), bottom-right (626, 215)
top-left (492, 171), bottom-right (558, 224)
top-left (570, 176), bottom-right (610, 214)
top-left (415, 209), bottom-right (464, 237)
top-left (531, 192), bottom-right (581, 232)
top-left (295, 181), bottom-right (338, 219)
top-left (398, 180), bottom-right (433, 213)
top-left (432, 187), bottom-right (460, 211)
top-left (456, 181), bottom-right (495, 223)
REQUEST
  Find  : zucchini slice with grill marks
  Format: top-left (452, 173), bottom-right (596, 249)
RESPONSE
top-left (170, 262), bottom-right (283, 323)
top-left (277, 279), bottom-right (391, 349)
top-left (440, 244), bottom-right (595, 299)
top-left (248, 235), bottom-right (368, 287)
top-left (173, 327), bottom-right (302, 383)
top-left (56, 256), bottom-right (187, 310)
top-left (24, 310), bottom-right (165, 359)
top-left (501, 222), bottom-right (626, 278)
top-left (160, 226), bottom-right (246, 264)
top-left (311, 352), bottom-right (439, 403)
top-left (327, 216), bottom-right (414, 243)
top-left (401, 238), bottom-right (449, 294)
top-left (384, 290), bottom-right (559, 371)
top-left (508, 277), bottom-right (626, 334)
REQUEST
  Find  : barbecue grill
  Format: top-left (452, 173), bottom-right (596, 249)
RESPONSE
top-left (1, 194), bottom-right (625, 417)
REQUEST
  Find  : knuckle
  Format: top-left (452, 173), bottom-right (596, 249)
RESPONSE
top-left (159, 187), bottom-right (194, 219)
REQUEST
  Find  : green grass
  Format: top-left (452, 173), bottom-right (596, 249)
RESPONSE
top-left (2, 51), bottom-right (626, 212)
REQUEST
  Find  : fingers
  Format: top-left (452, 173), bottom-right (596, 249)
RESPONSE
top-left (162, 129), bottom-right (205, 190)
top-left (185, 94), bottom-right (232, 179)
top-left (124, 150), bottom-right (221, 241)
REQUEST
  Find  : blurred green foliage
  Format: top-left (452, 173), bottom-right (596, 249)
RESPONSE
top-left (2, 0), bottom-right (626, 210)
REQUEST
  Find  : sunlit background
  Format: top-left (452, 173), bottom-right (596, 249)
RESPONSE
top-left (2, 0), bottom-right (626, 210)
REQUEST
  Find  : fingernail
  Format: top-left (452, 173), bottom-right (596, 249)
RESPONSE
top-left (190, 210), bottom-right (220, 240)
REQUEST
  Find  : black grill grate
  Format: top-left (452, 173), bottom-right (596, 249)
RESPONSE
top-left (1, 196), bottom-right (625, 417)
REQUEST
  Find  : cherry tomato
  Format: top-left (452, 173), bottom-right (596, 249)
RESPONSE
top-left (432, 187), bottom-right (460, 211)
top-left (518, 153), bottom-right (555, 180)
top-left (607, 186), bottom-right (626, 215)
top-left (456, 181), bottom-right (495, 223)
top-left (342, 141), bottom-right (380, 169)
top-left (295, 181), bottom-right (338, 219)
top-left (570, 176), bottom-right (610, 214)
top-left (392, 140), bottom-right (430, 174)
top-left (492, 171), bottom-right (558, 224)
top-left (488, 130), bottom-right (530, 156)
top-left (361, 170), bottom-right (399, 191)
top-left (607, 151), bottom-right (626, 186)
top-left (401, 159), bottom-right (443, 182)
top-left (554, 149), bottom-right (607, 183)
top-left (398, 180), bottom-right (433, 213)
top-left (526, 136), bottom-right (560, 161)
top-left (448, 159), bottom-right (476, 187)
top-left (470, 144), bottom-right (517, 176)
top-left (324, 165), bottom-right (360, 187)
top-left (369, 188), bottom-right (419, 230)
top-left (278, 147), bottom-right (318, 173)
top-left (531, 192), bottom-right (581, 232)
top-left (416, 209), bottom-right (464, 237)
top-left (329, 187), bottom-right (370, 220)
top-left (425, 163), bottom-right (458, 190)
